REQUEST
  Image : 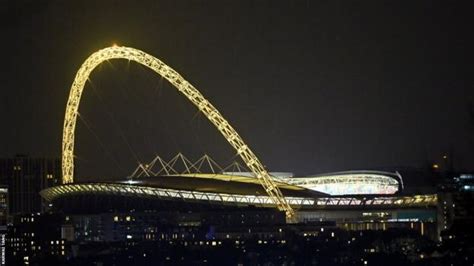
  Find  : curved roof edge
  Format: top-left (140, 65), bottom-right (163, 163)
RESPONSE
top-left (39, 182), bottom-right (438, 209)
top-left (301, 170), bottom-right (400, 178)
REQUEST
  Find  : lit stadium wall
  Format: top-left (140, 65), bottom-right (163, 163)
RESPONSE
top-left (284, 171), bottom-right (401, 196)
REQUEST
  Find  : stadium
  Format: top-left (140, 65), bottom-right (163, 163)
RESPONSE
top-left (39, 46), bottom-right (440, 239)
top-left (40, 154), bottom-right (438, 240)
top-left (40, 154), bottom-right (436, 221)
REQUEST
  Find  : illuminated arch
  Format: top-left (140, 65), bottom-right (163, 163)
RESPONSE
top-left (62, 46), bottom-right (294, 218)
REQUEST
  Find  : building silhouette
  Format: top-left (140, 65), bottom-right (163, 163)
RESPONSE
top-left (0, 155), bottom-right (61, 215)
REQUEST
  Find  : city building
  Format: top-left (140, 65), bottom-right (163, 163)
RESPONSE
top-left (0, 186), bottom-right (7, 266)
top-left (0, 155), bottom-right (61, 214)
top-left (5, 213), bottom-right (66, 265)
top-left (5, 211), bottom-right (440, 265)
top-left (0, 186), bottom-right (7, 225)
top-left (438, 173), bottom-right (474, 240)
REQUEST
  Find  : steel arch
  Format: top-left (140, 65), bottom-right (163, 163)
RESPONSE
top-left (62, 46), bottom-right (294, 218)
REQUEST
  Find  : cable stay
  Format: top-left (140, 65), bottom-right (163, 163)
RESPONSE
top-left (87, 77), bottom-right (143, 167)
top-left (76, 112), bottom-right (125, 175)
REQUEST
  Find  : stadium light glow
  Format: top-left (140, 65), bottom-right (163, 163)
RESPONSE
top-left (284, 172), bottom-right (400, 196)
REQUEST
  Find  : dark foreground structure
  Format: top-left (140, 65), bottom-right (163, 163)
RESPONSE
top-left (4, 171), bottom-right (474, 265)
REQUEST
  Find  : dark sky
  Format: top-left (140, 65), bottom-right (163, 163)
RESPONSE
top-left (1, 0), bottom-right (473, 180)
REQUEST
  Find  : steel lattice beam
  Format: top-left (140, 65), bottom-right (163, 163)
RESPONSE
top-left (62, 46), bottom-right (295, 218)
top-left (40, 183), bottom-right (438, 208)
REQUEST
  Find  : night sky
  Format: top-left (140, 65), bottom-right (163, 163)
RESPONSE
top-left (1, 1), bottom-right (473, 181)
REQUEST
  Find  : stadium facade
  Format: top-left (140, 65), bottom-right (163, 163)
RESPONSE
top-left (40, 154), bottom-right (440, 240)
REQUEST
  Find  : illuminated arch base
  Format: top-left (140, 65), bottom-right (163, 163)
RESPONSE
top-left (62, 46), bottom-right (294, 218)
